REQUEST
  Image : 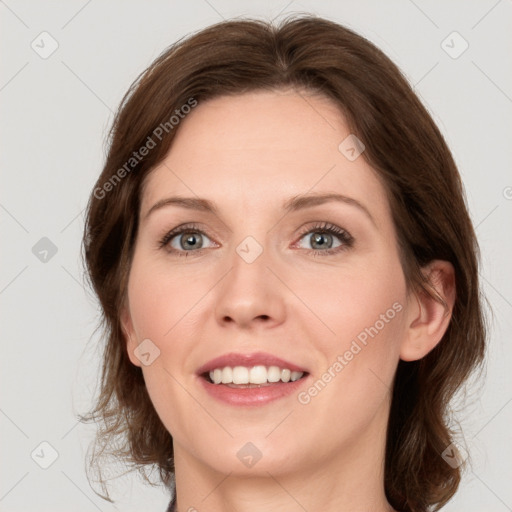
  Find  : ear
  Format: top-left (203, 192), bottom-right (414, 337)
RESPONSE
top-left (120, 302), bottom-right (142, 368)
top-left (400, 260), bottom-right (456, 361)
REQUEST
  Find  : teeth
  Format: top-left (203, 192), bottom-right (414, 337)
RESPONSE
top-left (208, 366), bottom-right (304, 385)
top-left (267, 366), bottom-right (281, 382)
top-left (249, 365), bottom-right (267, 384)
top-left (213, 368), bottom-right (222, 384)
top-left (221, 366), bottom-right (233, 384)
top-left (233, 366), bottom-right (249, 384)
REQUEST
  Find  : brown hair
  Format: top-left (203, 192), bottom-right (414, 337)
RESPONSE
top-left (81, 14), bottom-right (486, 511)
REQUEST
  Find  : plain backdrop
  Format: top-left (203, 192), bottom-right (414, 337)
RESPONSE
top-left (1, 1), bottom-right (511, 510)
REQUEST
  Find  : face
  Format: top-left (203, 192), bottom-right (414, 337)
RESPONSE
top-left (122, 89), bottom-right (413, 478)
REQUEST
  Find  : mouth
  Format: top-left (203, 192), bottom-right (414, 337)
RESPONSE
top-left (201, 365), bottom-right (309, 388)
top-left (196, 352), bottom-right (310, 405)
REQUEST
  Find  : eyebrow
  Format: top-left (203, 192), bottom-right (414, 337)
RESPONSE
top-left (144, 192), bottom-right (375, 225)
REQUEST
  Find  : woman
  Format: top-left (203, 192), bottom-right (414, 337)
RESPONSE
top-left (82, 15), bottom-right (486, 512)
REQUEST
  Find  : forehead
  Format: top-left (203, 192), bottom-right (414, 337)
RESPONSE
top-left (140, 90), bottom-right (391, 222)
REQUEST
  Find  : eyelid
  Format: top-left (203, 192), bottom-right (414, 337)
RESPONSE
top-left (293, 221), bottom-right (354, 251)
top-left (157, 222), bottom-right (216, 251)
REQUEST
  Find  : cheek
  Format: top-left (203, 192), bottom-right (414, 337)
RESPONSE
top-left (290, 261), bottom-right (407, 447)
top-left (127, 257), bottom-right (207, 341)
top-left (300, 254), bottom-right (406, 350)
top-left (299, 254), bottom-right (407, 395)
top-left (126, 274), bottom-right (193, 439)
top-left (125, 257), bottom-right (213, 431)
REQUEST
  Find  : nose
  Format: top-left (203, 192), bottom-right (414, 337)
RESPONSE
top-left (214, 240), bottom-right (286, 330)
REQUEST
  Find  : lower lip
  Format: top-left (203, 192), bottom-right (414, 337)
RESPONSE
top-left (198, 375), bottom-right (309, 406)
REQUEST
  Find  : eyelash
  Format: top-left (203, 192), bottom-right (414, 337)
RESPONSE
top-left (157, 221), bottom-right (354, 258)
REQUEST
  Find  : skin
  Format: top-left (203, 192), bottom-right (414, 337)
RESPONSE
top-left (121, 89), bottom-right (455, 512)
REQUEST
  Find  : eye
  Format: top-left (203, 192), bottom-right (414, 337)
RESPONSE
top-left (295, 222), bottom-right (354, 255)
top-left (158, 223), bottom-right (216, 256)
top-left (158, 221), bottom-right (354, 258)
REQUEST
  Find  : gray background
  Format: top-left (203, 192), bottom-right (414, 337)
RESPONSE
top-left (1, 0), bottom-right (511, 510)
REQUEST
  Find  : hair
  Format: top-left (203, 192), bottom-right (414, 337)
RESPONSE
top-left (81, 14), bottom-right (486, 512)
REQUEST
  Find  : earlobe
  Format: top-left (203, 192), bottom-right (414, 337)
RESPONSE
top-left (120, 305), bottom-right (142, 368)
top-left (400, 260), bottom-right (456, 362)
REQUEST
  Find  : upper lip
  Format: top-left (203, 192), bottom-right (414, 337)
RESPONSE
top-left (196, 352), bottom-right (309, 375)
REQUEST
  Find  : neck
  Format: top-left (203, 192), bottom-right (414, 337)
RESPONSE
top-left (172, 402), bottom-right (396, 512)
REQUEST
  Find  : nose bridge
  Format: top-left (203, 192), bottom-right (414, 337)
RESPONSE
top-left (227, 232), bottom-right (272, 298)
top-left (214, 231), bottom-right (285, 327)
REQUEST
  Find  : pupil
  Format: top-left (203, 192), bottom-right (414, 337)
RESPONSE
top-left (312, 232), bottom-right (331, 250)
top-left (182, 233), bottom-right (202, 250)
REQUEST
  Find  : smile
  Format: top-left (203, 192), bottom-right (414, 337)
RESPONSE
top-left (207, 365), bottom-right (305, 386)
